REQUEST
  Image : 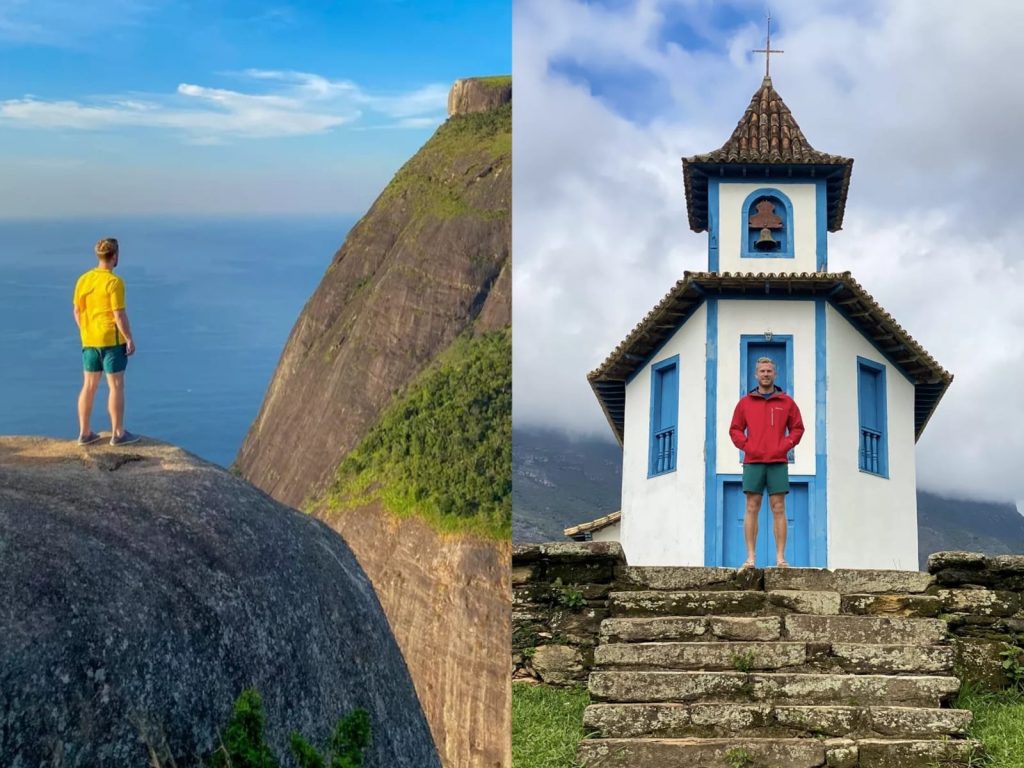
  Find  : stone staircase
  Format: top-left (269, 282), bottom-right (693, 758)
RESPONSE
top-left (576, 566), bottom-right (983, 768)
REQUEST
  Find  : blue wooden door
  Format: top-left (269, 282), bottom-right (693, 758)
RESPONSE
top-left (722, 480), bottom-right (810, 567)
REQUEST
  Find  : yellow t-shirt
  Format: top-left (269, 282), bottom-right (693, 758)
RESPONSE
top-left (73, 268), bottom-right (126, 348)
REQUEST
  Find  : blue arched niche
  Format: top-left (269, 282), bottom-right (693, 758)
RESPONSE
top-left (741, 187), bottom-right (795, 259)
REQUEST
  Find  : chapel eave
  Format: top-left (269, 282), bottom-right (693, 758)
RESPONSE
top-left (587, 272), bottom-right (952, 445)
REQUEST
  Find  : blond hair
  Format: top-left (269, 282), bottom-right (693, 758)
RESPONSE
top-left (95, 237), bottom-right (119, 262)
top-left (755, 356), bottom-right (776, 371)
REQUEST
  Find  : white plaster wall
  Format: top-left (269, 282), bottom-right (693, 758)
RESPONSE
top-left (592, 521), bottom-right (621, 543)
top-left (715, 300), bottom-right (817, 476)
top-left (620, 303), bottom-right (707, 566)
top-left (718, 182), bottom-right (818, 274)
top-left (825, 304), bottom-right (918, 570)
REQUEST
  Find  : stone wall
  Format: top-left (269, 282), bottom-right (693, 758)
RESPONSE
top-left (929, 551), bottom-right (1024, 690)
top-left (512, 544), bottom-right (1024, 692)
top-left (512, 542), bottom-right (625, 685)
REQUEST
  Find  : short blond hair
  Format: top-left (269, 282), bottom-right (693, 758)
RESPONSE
top-left (95, 237), bottom-right (118, 262)
top-left (756, 356), bottom-right (776, 371)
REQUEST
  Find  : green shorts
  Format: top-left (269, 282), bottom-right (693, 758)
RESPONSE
top-left (742, 462), bottom-right (790, 495)
top-left (83, 344), bottom-right (128, 374)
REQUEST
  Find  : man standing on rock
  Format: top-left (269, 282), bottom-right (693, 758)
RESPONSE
top-left (729, 357), bottom-right (804, 570)
top-left (73, 237), bottom-right (140, 446)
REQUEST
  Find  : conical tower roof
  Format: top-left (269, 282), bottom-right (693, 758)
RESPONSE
top-left (682, 76), bottom-right (853, 232)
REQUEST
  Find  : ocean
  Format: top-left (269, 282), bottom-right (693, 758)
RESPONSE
top-left (0, 216), bottom-right (353, 467)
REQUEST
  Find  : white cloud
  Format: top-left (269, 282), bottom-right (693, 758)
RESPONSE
top-left (0, 70), bottom-right (448, 141)
top-left (513, 0), bottom-right (1024, 504)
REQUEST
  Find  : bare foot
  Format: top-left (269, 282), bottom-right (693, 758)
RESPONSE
top-left (739, 558), bottom-right (756, 571)
top-left (776, 560), bottom-right (790, 568)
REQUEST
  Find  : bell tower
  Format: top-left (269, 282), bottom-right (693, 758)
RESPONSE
top-left (682, 22), bottom-right (853, 276)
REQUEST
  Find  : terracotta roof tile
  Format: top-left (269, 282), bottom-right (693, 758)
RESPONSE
top-left (564, 510), bottom-right (621, 540)
top-left (682, 77), bottom-right (853, 232)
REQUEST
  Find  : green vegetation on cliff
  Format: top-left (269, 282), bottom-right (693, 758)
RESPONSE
top-left (377, 100), bottom-right (511, 222)
top-left (323, 328), bottom-right (511, 539)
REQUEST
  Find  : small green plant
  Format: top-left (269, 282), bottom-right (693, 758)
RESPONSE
top-left (292, 709), bottom-right (372, 768)
top-left (999, 645), bottom-right (1024, 690)
top-left (208, 690), bottom-right (371, 768)
top-left (552, 578), bottom-right (586, 611)
top-left (208, 689), bottom-right (279, 768)
top-left (737, 679), bottom-right (756, 700)
top-left (732, 650), bottom-right (756, 673)
top-left (521, 646), bottom-right (536, 661)
top-left (725, 746), bottom-right (755, 768)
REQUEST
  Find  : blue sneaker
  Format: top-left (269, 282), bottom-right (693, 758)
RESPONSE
top-left (110, 431), bottom-right (141, 446)
top-left (77, 431), bottom-right (102, 446)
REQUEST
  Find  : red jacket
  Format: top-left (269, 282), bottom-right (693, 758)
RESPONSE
top-left (729, 387), bottom-right (805, 464)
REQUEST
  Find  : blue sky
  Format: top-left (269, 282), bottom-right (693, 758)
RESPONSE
top-left (0, 0), bottom-right (510, 216)
top-left (513, 0), bottom-right (1024, 506)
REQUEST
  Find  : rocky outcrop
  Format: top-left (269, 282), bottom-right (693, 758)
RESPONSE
top-left (322, 506), bottom-right (511, 768)
top-left (236, 78), bottom-right (511, 510)
top-left (0, 437), bottom-right (439, 768)
top-left (235, 78), bottom-right (512, 768)
top-left (447, 76), bottom-right (512, 116)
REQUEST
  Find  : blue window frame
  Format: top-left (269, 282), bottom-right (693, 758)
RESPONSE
top-left (741, 188), bottom-right (794, 259)
top-left (649, 355), bottom-right (679, 477)
top-left (857, 356), bottom-right (888, 478)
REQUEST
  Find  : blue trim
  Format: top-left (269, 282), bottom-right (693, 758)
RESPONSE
top-left (815, 180), bottom-right (828, 271)
top-left (648, 355), bottom-right (680, 478)
top-left (708, 178), bottom-right (720, 272)
top-left (738, 334), bottom-right (795, 464)
top-left (738, 335), bottom-right (795, 400)
top-left (703, 299), bottom-right (719, 566)
top-left (813, 299), bottom-right (828, 567)
top-left (712, 474), bottom-right (817, 566)
top-left (856, 355), bottom-right (889, 479)
top-left (740, 188), bottom-right (794, 258)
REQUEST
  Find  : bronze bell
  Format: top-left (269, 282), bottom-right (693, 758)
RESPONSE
top-left (755, 227), bottom-right (779, 250)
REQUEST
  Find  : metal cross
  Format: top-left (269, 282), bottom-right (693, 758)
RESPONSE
top-left (752, 11), bottom-right (784, 77)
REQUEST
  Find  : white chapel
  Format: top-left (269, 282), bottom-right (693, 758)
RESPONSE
top-left (572, 74), bottom-right (952, 571)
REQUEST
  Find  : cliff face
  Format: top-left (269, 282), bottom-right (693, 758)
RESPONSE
top-left (235, 77), bottom-right (512, 768)
top-left (323, 507), bottom-right (511, 768)
top-left (0, 437), bottom-right (438, 768)
top-left (236, 76), bottom-right (511, 510)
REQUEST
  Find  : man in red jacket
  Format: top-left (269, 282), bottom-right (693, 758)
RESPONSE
top-left (729, 357), bottom-right (805, 570)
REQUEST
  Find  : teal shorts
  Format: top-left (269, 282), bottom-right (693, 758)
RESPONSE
top-left (83, 344), bottom-right (127, 374)
top-left (742, 463), bottom-right (790, 495)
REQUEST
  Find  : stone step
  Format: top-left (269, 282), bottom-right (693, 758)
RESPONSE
top-left (595, 642), bottom-right (954, 675)
top-left (601, 615), bottom-right (783, 643)
top-left (576, 737), bottom-right (982, 768)
top-left (588, 671), bottom-right (960, 707)
top-left (785, 614), bottom-right (948, 644)
top-left (607, 589), bottom-right (947, 618)
top-left (583, 702), bottom-right (972, 740)
top-left (608, 589), bottom-right (844, 617)
top-left (619, 566), bottom-right (934, 595)
top-left (602, 614), bottom-right (948, 645)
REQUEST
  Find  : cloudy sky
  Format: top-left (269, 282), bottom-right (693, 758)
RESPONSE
top-left (512, 0), bottom-right (1024, 506)
top-left (0, 0), bottom-right (510, 217)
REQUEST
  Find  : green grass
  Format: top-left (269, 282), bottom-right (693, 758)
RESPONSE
top-left (376, 98), bottom-right (511, 222)
top-left (956, 682), bottom-right (1024, 766)
top-left (512, 684), bottom-right (589, 768)
top-left (321, 328), bottom-right (510, 540)
top-left (474, 75), bottom-right (512, 87)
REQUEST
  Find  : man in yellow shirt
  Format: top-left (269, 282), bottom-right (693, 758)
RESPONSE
top-left (73, 238), bottom-right (139, 446)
